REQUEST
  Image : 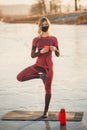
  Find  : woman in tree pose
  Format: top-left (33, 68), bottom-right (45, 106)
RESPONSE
top-left (17, 17), bottom-right (60, 118)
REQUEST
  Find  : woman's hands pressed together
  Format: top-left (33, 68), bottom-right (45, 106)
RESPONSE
top-left (40, 48), bottom-right (49, 54)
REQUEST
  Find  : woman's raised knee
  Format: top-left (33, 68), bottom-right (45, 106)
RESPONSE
top-left (16, 74), bottom-right (23, 82)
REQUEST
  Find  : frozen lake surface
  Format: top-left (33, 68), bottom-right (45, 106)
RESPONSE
top-left (0, 22), bottom-right (87, 130)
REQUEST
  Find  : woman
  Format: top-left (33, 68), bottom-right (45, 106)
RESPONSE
top-left (17, 17), bottom-right (60, 118)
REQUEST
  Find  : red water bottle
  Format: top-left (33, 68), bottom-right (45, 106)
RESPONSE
top-left (59, 108), bottom-right (66, 125)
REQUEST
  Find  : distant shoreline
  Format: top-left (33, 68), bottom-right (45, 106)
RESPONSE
top-left (0, 11), bottom-right (87, 25)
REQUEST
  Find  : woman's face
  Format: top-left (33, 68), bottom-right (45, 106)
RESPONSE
top-left (41, 21), bottom-right (49, 32)
top-left (41, 21), bottom-right (49, 27)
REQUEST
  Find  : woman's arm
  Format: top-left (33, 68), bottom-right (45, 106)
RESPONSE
top-left (54, 46), bottom-right (60, 57)
top-left (31, 46), bottom-right (40, 58)
top-left (50, 46), bottom-right (60, 57)
top-left (31, 46), bottom-right (49, 58)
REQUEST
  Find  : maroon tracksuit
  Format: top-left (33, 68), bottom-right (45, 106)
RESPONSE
top-left (17, 36), bottom-right (58, 112)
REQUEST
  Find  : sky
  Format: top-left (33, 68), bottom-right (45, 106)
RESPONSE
top-left (0, 0), bottom-right (36, 5)
top-left (0, 0), bottom-right (87, 6)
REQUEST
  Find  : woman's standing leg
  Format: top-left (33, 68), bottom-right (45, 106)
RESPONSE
top-left (43, 69), bottom-right (53, 118)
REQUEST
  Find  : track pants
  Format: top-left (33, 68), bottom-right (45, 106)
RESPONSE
top-left (17, 64), bottom-right (53, 94)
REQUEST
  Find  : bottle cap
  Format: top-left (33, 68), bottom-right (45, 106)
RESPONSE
top-left (60, 109), bottom-right (65, 112)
